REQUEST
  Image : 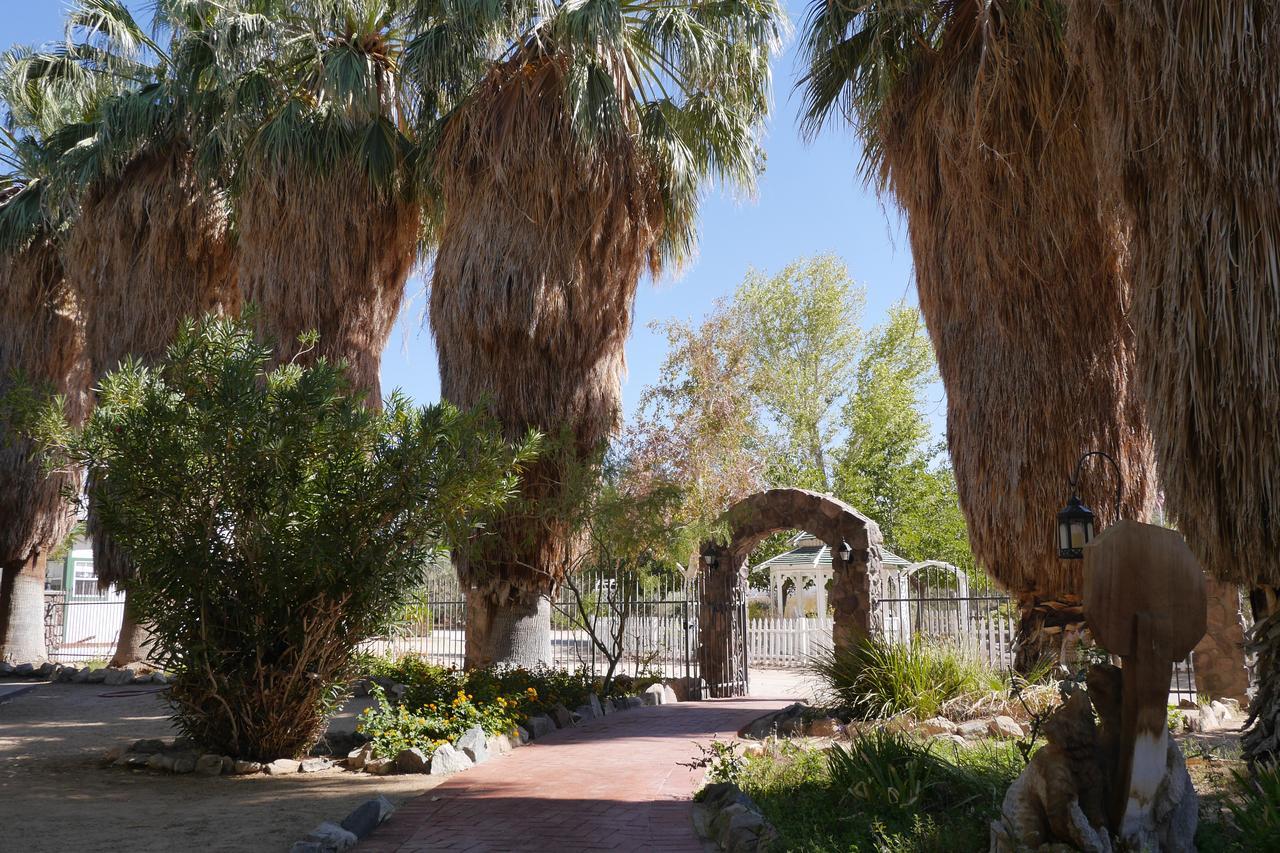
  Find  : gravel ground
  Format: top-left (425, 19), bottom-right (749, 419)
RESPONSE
top-left (0, 682), bottom-right (446, 853)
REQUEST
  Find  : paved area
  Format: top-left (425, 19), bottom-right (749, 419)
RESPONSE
top-left (358, 696), bottom-right (795, 853)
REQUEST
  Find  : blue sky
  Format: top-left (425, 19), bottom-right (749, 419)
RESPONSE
top-left (2, 2), bottom-right (940, 431)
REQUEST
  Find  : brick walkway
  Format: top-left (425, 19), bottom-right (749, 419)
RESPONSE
top-left (357, 697), bottom-right (791, 853)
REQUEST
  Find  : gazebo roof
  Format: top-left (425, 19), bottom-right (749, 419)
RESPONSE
top-left (755, 531), bottom-right (909, 576)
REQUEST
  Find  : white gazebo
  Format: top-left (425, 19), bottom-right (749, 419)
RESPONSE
top-left (756, 531), bottom-right (911, 618)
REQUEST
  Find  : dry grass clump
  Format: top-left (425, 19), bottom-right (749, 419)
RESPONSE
top-left (1068, 1), bottom-right (1280, 588)
top-left (874, 2), bottom-right (1155, 602)
top-left (0, 238), bottom-right (87, 564)
top-left (236, 163), bottom-right (419, 402)
top-left (430, 53), bottom-right (663, 615)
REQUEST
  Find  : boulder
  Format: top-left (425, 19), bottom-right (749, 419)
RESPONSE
top-left (345, 744), bottom-right (373, 771)
top-left (550, 703), bottom-right (575, 728)
top-left (14, 663), bottom-right (35, 677)
top-left (920, 716), bottom-right (958, 736)
top-left (266, 758), bottom-right (301, 775)
top-left (36, 661), bottom-right (56, 677)
top-left (0, 661), bottom-right (14, 675)
top-left (364, 758), bottom-right (395, 776)
top-left (807, 718), bottom-right (843, 738)
top-left (102, 668), bottom-right (132, 686)
top-left (119, 753), bottom-right (151, 768)
top-left (641, 683), bottom-right (667, 706)
top-left (573, 703), bottom-right (598, 722)
top-left (486, 734), bottom-right (512, 756)
top-left (738, 703), bottom-right (803, 740)
top-left (340, 795), bottom-right (395, 840)
top-left (171, 754), bottom-right (197, 774)
top-left (300, 757), bottom-right (332, 773)
top-left (131, 738), bottom-right (167, 754)
top-left (195, 754), bottom-right (226, 776)
top-left (233, 760), bottom-right (263, 775)
top-left (665, 677), bottom-right (707, 702)
top-left (931, 733), bottom-right (968, 748)
top-left (956, 719), bottom-right (989, 740)
top-left (526, 715), bottom-right (555, 739)
top-left (624, 695), bottom-right (643, 709)
top-left (456, 727), bottom-right (489, 764)
top-left (989, 716), bottom-right (1024, 739)
top-left (429, 744), bottom-right (473, 776)
top-left (513, 725), bottom-right (531, 746)
top-left (395, 748), bottom-right (431, 774)
top-left (588, 693), bottom-right (603, 717)
top-left (150, 672), bottom-right (170, 685)
top-left (299, 821), bottom-right (358, 853)
top-left (147, 753), bottom-right (177, 772)
top-left (86, 667), bottom-right (108, 683)
top-left (102, 745), bottom-right (127, 764)
top-left (73, 667), bottom-right (91, 683)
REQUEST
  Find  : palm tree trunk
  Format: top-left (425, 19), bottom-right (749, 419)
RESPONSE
top-left (430, 59), bottom-right (662, 668)
top-left (108, 590), bottom-right (153, 668)
top-left (463, 586), bottom-right (553, 670)
top-left (0, 554), bottom-right (48, 664)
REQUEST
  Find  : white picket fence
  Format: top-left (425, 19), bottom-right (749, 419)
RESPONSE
top-left (747, 617), bottom-right (833, 666)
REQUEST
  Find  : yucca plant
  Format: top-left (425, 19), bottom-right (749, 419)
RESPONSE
top-left (798, 0), bottom-right (1155, 670)
top-left (409, 0), bottom-right (785, 667)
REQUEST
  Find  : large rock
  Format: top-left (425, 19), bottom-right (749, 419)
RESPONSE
top-left (526, 715), bottom-right (555, 739)
top-left (456, 727), bottom-right (489, 765)
top-left (428, 744), bottom-right (472, 776)
top-left (550, 703), bottom-right (574, 728)
top-left (340, 796), bottom-right (395, 840)
top-left (345, 744), bottom-right (373, 771)
top-left (266, 758), bottom-right (301, 775)
top-left (102, 667), bottom-right (133, 686)
top-left (641, 683), bottom-right (667, 706)
top-left (665, 677), bottom-right (707, 702)
top-left (738, 703), bottom-right (804, 740)
top-left (486, 734), bottom-right (512, 756)
top-left (171, 754), bottom-right (198, 774)
top-left (147, 753), bottom-right (176, 772)
top-left (86, 667), bottom-right (108, 683)
top-left (364, 757), bottom-right (395, 776)
top-left (394, 748), bottom-right (430, 774)
top-left (300, 757), bottom-right (332, 773)
top-left (573, 702), bottom-right (598, 722)
top-left (988, 716), bottom-right (1024, 739)
top-left (956, 719), bottom-right (988, 740)
top-left (233, 760), bottom-right (263, 775)
top-left (0, 661), bottom-right (14, 676)
top-left (297, 821), bottom-right (358, 853)
top-left (513, 725), bottom-right (530, 746)
top-left (13, 663), bottom-right (35, 677)
top-left (131, 739), bottom-right (167, 754)
top-left (72, 667), bottom-right (91, 683)
top-left (807, 718), bottom-right (843, 739)
top-left (195, 754), bottom-right (226, 776)
top-left (920, 717), bottom-right (957, 736)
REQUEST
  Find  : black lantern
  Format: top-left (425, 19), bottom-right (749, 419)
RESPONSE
top-left (839, 543), bottom-right (852, 562)
top-left (702, 552), bottom-right (719, 569)
top-left (1056, 451), bottom-right (1122, 560)
top-left (1056, 495), bottom-right (1095, 559)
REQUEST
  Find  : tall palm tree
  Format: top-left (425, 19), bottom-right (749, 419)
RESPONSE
top-left (34, 1), bottom-right (240, 665)
top-left (191, 0), bottom-right (422, 401)
top-left (798, 0), bottom-right (1155, 669)
top-left (407, 0), bottom-right (784, 667)
top-left (0, 54), bottom-right (100, 663)
top-left (1068, 2), bottom-right (1280, 762)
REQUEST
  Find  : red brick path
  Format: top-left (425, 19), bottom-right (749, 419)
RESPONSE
top-left (357, 697), bottom-right (791, 853)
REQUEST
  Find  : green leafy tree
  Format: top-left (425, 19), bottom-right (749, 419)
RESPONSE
top-left (737, 254), bottom-right (864, 490)
top-left (19, 316), bottom-right (535, 760)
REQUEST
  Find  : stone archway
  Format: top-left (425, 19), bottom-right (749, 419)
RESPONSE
top-left (699, 488), bottom-right (883, 697)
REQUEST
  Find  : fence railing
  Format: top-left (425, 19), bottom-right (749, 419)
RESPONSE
top-left (748, 617), bottom-right (832, 666)
top-left (43, 594), bottom-right (122, 663)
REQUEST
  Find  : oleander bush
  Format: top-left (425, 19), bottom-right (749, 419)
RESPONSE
top-left (21, 316), bottom-right (535, 761)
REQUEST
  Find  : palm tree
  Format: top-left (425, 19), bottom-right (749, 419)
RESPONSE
top-left (1068, 2), bottom-right (1280, 762)
top-left (0, 57), bottom-right (97, 664)
top-left (798, 0), bottom-right (1155, 669)
top-left (199, 0), bottom-right (422, 401)
top-left (408, 0), bottom-right (784, 667)
top-left (32, 2), bottom-right (239, 665)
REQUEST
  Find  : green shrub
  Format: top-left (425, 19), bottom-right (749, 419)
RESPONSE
top-left (358, 683), bottom-right (529, 758)
top-left (22, 317), bottom-right (534, 761)
top-left (808, 636), bottom-right (1006, 720)
top-left (734, 733), bottom-right (1022, 852)
top-left (1227, 762), bottom-right (1280, 845)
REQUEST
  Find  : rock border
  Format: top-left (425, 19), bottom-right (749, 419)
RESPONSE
top-left (692, 782), bottom-right (778, 853)
top-left (0, 661), bottom-right (171, 686)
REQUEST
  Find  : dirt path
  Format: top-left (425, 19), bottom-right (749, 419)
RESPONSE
top-left (0, 683), bottom-right (445, 853)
